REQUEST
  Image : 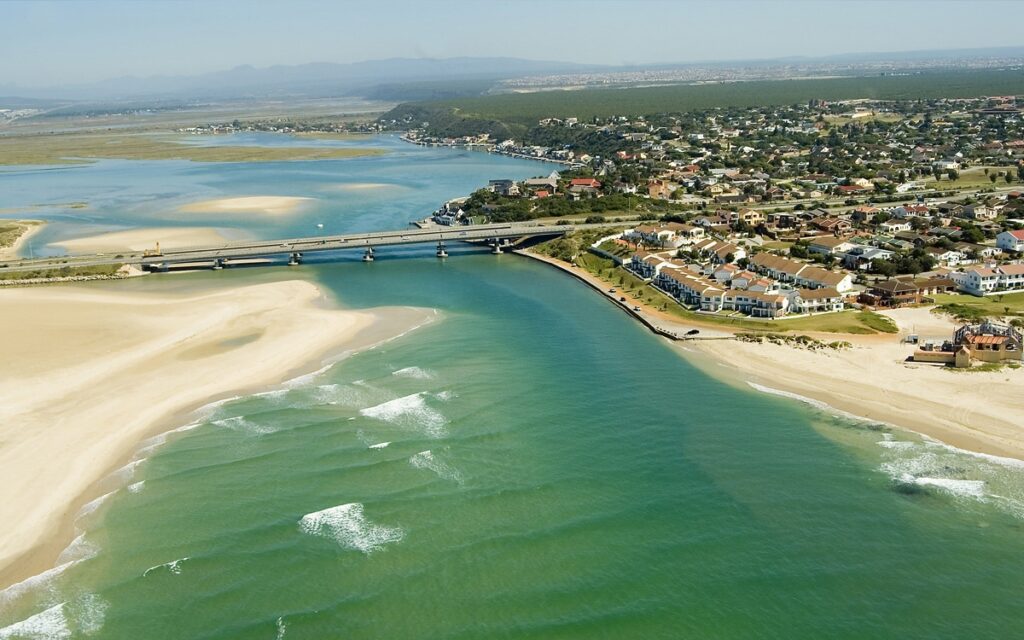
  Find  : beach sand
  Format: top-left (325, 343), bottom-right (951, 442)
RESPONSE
top-left (0, 220), bottom-right (45, 261)
top-left (52, 226), bottom-right (241, 254)
top-left (0, 280), bottom-right (434, 589)
top-left (179, 196), bottom-right (312, 215)
top-left (684, 307), bottom-right (1024, 460)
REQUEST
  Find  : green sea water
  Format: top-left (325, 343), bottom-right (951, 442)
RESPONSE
top-left (3, 255), bottom-right (1023, 639)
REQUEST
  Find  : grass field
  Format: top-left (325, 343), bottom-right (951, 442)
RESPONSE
top-left (0, 133), bottom-right (386, 165)
top-left (573, 252), bottom-right (897, 334)
top-left (425, 70), bottom-right (1024, 126)
top-left (930, 292), bottom-right (1024, 319)
top-left (925, 166), bottom-right (1021, 190)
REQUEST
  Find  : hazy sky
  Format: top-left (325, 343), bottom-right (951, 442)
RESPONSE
top-left (2, 0), bottom-right (1022, 87)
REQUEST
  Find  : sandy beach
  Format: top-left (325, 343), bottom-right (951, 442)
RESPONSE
top-left (0, 220), bottom-right (45, 261)
top-left (0, 280), bottom-right (434, 589)
top-left (684, 307), bottom-right (1024, 460)
top-left (179, 196), bottom-right (312, 215)
top-left (51, 226), bottom-right (242, 254)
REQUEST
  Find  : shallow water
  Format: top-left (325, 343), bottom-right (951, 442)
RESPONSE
top-left (2, 137), bottom-right (1023, 639)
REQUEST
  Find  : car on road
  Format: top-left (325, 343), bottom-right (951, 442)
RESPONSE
top-left (609, 288), bottom-right (616, 293)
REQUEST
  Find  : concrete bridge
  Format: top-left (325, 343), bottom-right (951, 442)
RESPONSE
top-left (0, 222), bottom-right (586, 274)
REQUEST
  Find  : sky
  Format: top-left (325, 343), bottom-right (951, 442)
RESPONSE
top-left (1, 0), bottom-right (1022, 87)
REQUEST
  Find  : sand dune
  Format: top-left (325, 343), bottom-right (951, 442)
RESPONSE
top-left (52, 226), bottom-right (239, 254)
top-left (685, 307), bottom-right (1024, 460)
top-left (179, 196), bottom-right (312, 215)
top-left (0, 280), bottom-right (434, 588)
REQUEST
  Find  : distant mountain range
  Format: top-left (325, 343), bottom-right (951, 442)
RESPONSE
top-left (2, 46), bottom-right (1023, 106)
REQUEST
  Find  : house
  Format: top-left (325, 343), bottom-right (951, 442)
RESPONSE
top-left (488, 179), bottom-right (520, 197)
top-left (794, 287), bottom-right (845, 313)
top-left (723, 290), bottom-right (791, 318)
top-left (951, 264), bottom-right (1024, 295)
top-left (925, 247), bottom-right (968, 267)
top-left (748, 253), bottom-right (854, 291)
top-left (811, 217), bottom-right (853, 235)
top-left (844, 246), bottom-right (894, 270)
top-left (962, 204), bottom-right (996, 221)
top-left (864, 279), bottom-right (923, 307)
top-left (878, 219), bottom-right (913, 234)
top-left (807, 236), bottom-right (856, 256)
top-left (627, 252), bottom-right (677, 279)
top-left (997, 229), bottom-right (1024, 252)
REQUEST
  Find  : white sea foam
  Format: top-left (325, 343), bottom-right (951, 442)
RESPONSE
top-left (434, 390), bottom-right (456, 401)
top-left (368, 442), bottom-right (391, 449)
top-left (110, 459), bottom-right (145, 484)
top-left (127, 481), bottom-right (145, 494)
top-left (359, 393), bottom-right (447, 437)
top-left (192, 395), bottom-right (243, 420)
top-left (0, 562), bottom-right (73, 613)
top-left (0, 602), bottom-right (70, 639)
top-left (409, 450), bottom-right (463, 484)
top-left (282, 363), bottom-right (334, 389)
top-left (747, 382), bottom-right (875, 424)
top-left (392, 366), bottom-right (434, 380)
top-left (299, 503), bottom-right (403, 553)
top-left (75, 491), bottom-right (116, 522)
top-left (143, 557), bottom-right (189, 577)
top-left (909, 476), bottom-right (987, 498)
top-left (56, 534), bottom-right (99, 565)
top-left (276, 617), bottom-right (287, 640)
top-left (0, 594), bottom-right (107, 640)
top-left (252, 389), bottom-right (288, 400)
top-left (213, 416), bottom-right (277, 436)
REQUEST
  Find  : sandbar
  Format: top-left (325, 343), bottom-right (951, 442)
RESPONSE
top-left (179, 196), bottom-right (313, 215)
top-left (51, 226), bottom-right (241, 254)
top-left (0, 280), bottom-right (435, 589)
top-left (0, 221), bottom-right (45, 261)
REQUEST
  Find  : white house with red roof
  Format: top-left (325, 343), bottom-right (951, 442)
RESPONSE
top-left (997, 229), bottom-right (1024, 252)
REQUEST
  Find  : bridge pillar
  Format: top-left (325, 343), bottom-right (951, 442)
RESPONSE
top-left (288, 252), bottom-right (303, 266)
top-left (437, 241), bottom-right (448, 259)
top-left (212, 257), bottom-right (225, 270)
top-left (491, 241), bottom-right (502, 255)
top-left (362, 247), bottom-right (375, 262)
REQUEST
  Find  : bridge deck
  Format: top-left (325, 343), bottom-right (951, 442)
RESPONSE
top-left (0, 222), bottom-right (588, 273)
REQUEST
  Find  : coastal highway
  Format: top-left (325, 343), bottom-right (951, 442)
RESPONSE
top-left (0, 222), bottom-right (587, 273)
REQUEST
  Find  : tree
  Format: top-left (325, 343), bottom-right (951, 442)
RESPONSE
top-left (1006, 174), bottom-right (1014, 185)
top-left (947, 169), bottom-right (959, 181)
top-left (991, 173), bottom-right (998, 184)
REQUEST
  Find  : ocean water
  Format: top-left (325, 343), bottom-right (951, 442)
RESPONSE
top-left (2, 137), bottom-right (1024, 638)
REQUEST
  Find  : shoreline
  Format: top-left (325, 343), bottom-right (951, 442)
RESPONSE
top-left (0, 280), bottom-right (436, 591)
top-left (516, 248), bottom-right (1024, 462)
top-left (0, 220), bottom-right (45, 261)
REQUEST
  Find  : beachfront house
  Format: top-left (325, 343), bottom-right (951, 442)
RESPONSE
top-left (951, 264), bottom-right (1024, 295)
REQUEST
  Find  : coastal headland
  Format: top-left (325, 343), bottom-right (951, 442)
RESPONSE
top-left (0, 279), bottom-right (434, 589)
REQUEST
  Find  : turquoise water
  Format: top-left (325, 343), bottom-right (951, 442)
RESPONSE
top-left (2, 138), bottom-right (1024, 638)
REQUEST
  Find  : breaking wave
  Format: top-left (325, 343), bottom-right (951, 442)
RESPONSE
top-left (143, 557), bottom-right (189, 577)
top-left (299, 503), bottom-right (403, 554)
top-left (359, 393), bottom-right (447, 437)
top-left (409, 450), bottom-right (463, 484)
top-left (392, 366), bottom-right (434, 380)
top-left (0, 594), bottom-right (108, 640)
top-left (212, 416), bottom-right (277, 436)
